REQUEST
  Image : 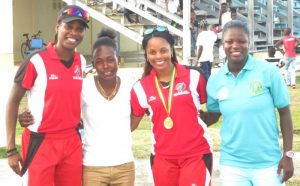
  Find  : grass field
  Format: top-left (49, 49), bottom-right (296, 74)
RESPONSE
top-left (1, 75), bottom-right (299, 185)
top-left (131, 76), bottom-right (300, 185)
top-left (132, 76), bottom-right (300, 156)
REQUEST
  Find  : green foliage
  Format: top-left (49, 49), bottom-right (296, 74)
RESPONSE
top-left (0, 145), bottom-right (21, 159)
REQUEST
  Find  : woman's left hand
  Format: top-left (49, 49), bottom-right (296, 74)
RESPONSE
top-left (277, 156), bottom-right (294, 183)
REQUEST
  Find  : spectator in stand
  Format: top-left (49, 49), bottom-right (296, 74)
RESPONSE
top-left (179, 0), bottom-right (183, 14)
top-left (219, 3), bottom-right (231, 29)
top-left (124, 10), bottom-right (140, 24)
top-left (196, 19), bottom-right (217, 79)
top-left (218, 3), bottom-right (232, 67)
top-left (168, 0), bottom-right (180, 14)
top-left (156, 0), bottom-right (168, 18)
top-left (265, 46), bottom-right (285, 68)
top-left (204, 20), bottom-right (294, 186)
top-left (230, 7), bottom-right (237, 20)
top-left (112, 1), bottom-right (121, 15)
top-left (6, 5), bottom-right (89, 185)
top-left (169, 0), bottom-right (180, 28)
top-left (130, 26), bottom-right (213, 185)
top-left (124, 0), bottom-right (140, 24)
top-left (274, 27), bottom-right (300, 89)
top-left (190, 8), bottom-right (198, 57)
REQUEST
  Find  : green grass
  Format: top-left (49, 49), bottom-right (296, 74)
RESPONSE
top-left (1, 76), bottom-right (299, 185)
top-left (131, 76), bottom-right (300, 186)
top-left (132, 118), bottom-right (152, 159)
top-left (288, 76), bottom-right (300, 153)
top-left (0, 97), bottom-right (27, 158)
top-left (132, 76), bottom-right (300, 156)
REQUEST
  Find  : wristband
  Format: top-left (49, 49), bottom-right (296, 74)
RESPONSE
top-left (7, 149), bottom-right (18, 157)
top-left (6, 148), bottom-right (17, 153)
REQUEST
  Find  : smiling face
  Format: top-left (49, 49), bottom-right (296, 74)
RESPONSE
top-left (221, 4), bottom-right (228, 14)
top-left (145, 37), bottom-right (173, 72)
top-left (222, 27), bottom-right (249, 65)
top-left (231, 12), bottom-right (237, 20)
top-left (93, 45), bottom-right (118, 81)
top-left (56, 20), bottom-right (85, 51)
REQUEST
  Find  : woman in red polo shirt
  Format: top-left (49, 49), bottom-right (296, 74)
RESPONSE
top-left (130, 26), bottom-right (213, 186)
top-left (6, 5), bottom-right (89, 186)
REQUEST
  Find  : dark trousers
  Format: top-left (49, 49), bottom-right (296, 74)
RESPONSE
top-left (199, 61), bottom-right (212, 80)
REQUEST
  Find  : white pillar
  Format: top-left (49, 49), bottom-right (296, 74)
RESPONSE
top-left (248, 0), bottom-right (254, 50)
top-left (287, 0), bottom-right (293, 33)
top-left (267, 0), bottom-right (274, 44)
top-left (0, 0), bottom-right (13, 54)
top-left (182, 0), bottom-right (191, 65)
top-left (0, 0), bottom-right (13, 147)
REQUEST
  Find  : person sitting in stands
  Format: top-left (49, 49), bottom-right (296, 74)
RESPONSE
top-left (265, 46), bottom-right (285, 68)
top-left (124, 0), bottom-right (140, 24)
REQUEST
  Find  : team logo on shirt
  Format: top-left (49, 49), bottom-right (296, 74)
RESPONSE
top-left (73, 65), bottom-right (82, 80)
top-left (249, 80), bottom-right (263, 95)
top-left (148, 96), bottom-right (156, 102)
top-left (217, 86), bottom-right (229, 100)
top-left (175, 82), bottom-right (186, 92)
top-left (49, 74), bottom-right (58, 80)
top-left (174, 82), bottom-right (189, 96)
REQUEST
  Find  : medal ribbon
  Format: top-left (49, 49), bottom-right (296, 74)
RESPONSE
top-left (154, 66), bottom-right (176, 116)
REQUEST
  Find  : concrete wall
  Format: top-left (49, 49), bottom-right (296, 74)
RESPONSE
top-left (13, 0), bottom-right (93, 63)
top-left (0, 1), bottom-right (13, 54)
top-left (11, 0), bottom-right (139, 64)
top-left (0, 54), bottom-right (15, 147)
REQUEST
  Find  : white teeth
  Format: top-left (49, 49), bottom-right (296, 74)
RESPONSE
top-left (68, 38), bottom-right (76, 43)
top-left (104, 71), bottom-right (111, 75)
top-left (232, 52), bottom-right (241, 55)
top-left (156, 61), bottom-right (164, 65)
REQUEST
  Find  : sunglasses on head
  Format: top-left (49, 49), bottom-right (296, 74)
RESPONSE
top-left (62, 7), bottom-right (90, 22)
top-left (143, 26), bottom-right (168, 36)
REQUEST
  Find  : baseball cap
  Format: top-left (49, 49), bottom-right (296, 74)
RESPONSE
top-left (57, 5), bottom-right (90, 28)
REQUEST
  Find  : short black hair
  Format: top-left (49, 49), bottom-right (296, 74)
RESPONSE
top-left (230, 7), bottom-right (236, 13)
top-left (268, 46), bottom-right (276, 57)
top-left (92, 28), bottom-right (118, 53)
top-left (92, 28), bottom-right (118, 66)
top-left (222, 20), bottom-right (249, 40)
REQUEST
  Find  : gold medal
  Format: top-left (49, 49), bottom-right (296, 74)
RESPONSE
top-left (155, 66), bottom-right (176, 130)
top-left (164, 116), bottom-right (173, 129)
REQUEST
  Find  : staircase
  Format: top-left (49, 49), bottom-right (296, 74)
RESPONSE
top-left (196, 0), bottom-right (300, 51)
top-left (232, 0), bottom-right (300, 50)
top-left (61, 0), bottom-right (299, 66)
top-left (61, 0), bottom-right (191, 66)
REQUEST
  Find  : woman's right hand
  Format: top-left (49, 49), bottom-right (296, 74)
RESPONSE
top-left (18, 109), bottom-right (34, 127)
top-left (8, 153), bottom-right (23, 176)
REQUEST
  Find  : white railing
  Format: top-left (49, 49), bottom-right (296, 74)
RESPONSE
top-left (112, 0), bottom-right (191, 64)
top-left (63, 0), bottom-right (143, 44)
top-left (63, 0), bottom-right (192, 64)
top-left (112, 0), bottom-right (183, 37)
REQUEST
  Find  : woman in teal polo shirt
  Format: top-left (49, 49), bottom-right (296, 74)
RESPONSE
top-left (204, 20), bottom-right (294, 186)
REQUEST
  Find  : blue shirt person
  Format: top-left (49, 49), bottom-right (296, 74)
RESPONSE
top-left (202, 20), bottom-right (294, 186)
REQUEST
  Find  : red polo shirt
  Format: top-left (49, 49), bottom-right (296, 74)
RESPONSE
top-left (15, 43), bottom-right (85, 133)
top-left (131, 63), bottom-right (212, 158)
